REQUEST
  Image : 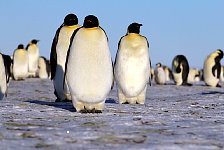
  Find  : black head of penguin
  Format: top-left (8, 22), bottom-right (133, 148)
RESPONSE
top-left (174, 55), bottom-right (188, 73)
top-left (17, 44), bottom-right (24, 49)
top-left (31, 39), bottom-right (39, 44)
top-left (64, 13), bottom-right (78, 26)
top-left (127, 23), bottom-right (142, 34)
top-left (215, 49), bottom-right (223, 62)
top-left (156, 62), bottom-right (162, 67)
top-left (83, 15), bottom-right (99, 28)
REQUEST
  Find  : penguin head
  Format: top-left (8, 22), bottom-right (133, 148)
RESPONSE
top-left (127, 23), bottom-right (142, 34)
top-left (64, 13), bottom-right (78, 26)
top-left (83, 15), bottom-right (99, 28)
top-left (31, 39), bottom-right (39, 44)
top-left (17, 44), bottom-right (24, 49)
top-left (216, 49), bottom-right (223, 60)
top-left (156, 62), bottom-right (162, 67)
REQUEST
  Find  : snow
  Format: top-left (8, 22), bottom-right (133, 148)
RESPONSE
top-left (0, 78), bottom-right (223, 149)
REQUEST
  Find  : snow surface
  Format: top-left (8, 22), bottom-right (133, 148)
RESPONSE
top-left (0, 78), bottom-right (224, 150)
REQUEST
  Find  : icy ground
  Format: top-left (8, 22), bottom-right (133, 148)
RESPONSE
top-left (0, 78), bottom-right (224, 150)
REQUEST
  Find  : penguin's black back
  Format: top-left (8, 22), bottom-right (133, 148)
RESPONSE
top-left (2, 54), bottom-right (12, 83)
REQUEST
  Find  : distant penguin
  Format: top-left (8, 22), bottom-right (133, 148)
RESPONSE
top-left (65, 15), bottom-right (113, 113)
top-left (50, 13), bottom-right (80, 102)
top-left (150, 68), bottom-right (154, 81)
top-left (26, 39), bottom-right (40, 77)
top-left (38, 56), bottom-right (51, 79)
top-left (114, 23), bottom-right (151, 104)
top-left (220, 66), bottom-right (224, 82)
top-left (203, 49), bottom-right (223, 87)
top-left (187, 68), bottom-right (201, 83)
top-left (13, 44), bottom-right (29, 80)
top-left (163, 65), bottom-right (173, 82)
top-left (0, 53), bottom-right (12, 100)
top-left (172, 55), bottom-right (191, 86)
top-left (154, 63), bottom-right (166, 85)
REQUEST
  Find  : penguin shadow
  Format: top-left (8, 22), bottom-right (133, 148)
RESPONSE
top-left (25, 100), bottom-right (76, 112)
top-left (201, 91), bottom-right (224, 95)
top-left (25, 98), bottom-right (118, 112)
top-left (105, 98), bottom-right (118, 104)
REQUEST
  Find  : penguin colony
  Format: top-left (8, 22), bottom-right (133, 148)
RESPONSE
top-left (0, 13), bottom-right (223, 113)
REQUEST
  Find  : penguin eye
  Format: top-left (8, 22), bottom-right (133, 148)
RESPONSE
top-left (87, 19), bottom-right (92, 23)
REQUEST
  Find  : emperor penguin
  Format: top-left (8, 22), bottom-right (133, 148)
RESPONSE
top-left (172, 55), bottom-right (191, 86)
top-left (65, 15), bottom-right (113, 113)
top-left (0, 53), bottom-right (12, 100)
top-left (154, 63), bottom-right (166, 85)
top-left (50, 13), bottom-right (80, 102)
top-left (203, 49), bottom-right (223, 87)
top-left (187, 68), bottom-right (201, 83)
top-left (26, 39), bottom-right (40, 77)
top-left (38, 56), bottom-right (51, 79)
top-left (114, 23), bottom-right (151, 104)
top-left (220, 66), bottom-right (224, 82)
top-left (163, 65), bottom-right (173, 82)
top-left (13, 44), bottom-right (29, 80)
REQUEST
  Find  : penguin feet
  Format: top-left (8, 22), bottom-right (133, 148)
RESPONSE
top-left (79, 108), bottom-right (102, 113)
top-left (120, 97), bottom-right (145, 104)
top-left (216, 84), bottom-right (222, 88)
top-left (182, 82), bottom-right (192, 86)
top-left (74, 101), bottom-right (104, 113)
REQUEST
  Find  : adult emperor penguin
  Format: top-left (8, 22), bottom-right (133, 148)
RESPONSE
top-left (154, 63), bottom-right (166, 85)
top-left (172, 55), bottom-right (191, 86)
top-left (114, 23), bottom-right (151, 104)
top-left (65, 15), bottom-right (113, 113)
top-left (0, 52), bottom-right (12, 100)
top-left (26, 39), bottom-right (40, 77)
top-left (203, 49), bottom-right (223, 87)
top-left (50, 13), bottom-right (80, 102)
top-left (38, 56), bottom-right (51, 79)
top-left (13, 44), bottom-right (29, 80)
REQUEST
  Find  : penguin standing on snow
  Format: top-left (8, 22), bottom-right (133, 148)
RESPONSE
top-left (154, 63), bottom-right (166, 85)
top-left (0, 52), bottom-right (12, 100)
top-left (172, 55), bottom-right (191, 86)
top-left (163, 65), bottom-right (173, 82)
top-left (114, 23), bottom-right (151, 104)
top-left (26, 39), bottom-right (40, 77)
top-left (203, 49), bottom-right (223, 87)
top-left (65, 15), bottom-right (113, 113)
top-left (38, 56), bottom-right (51, 79)
top-left (50, 13), bottom-right (80, 102)
top-left (13, 44), bottom-right (29, 80)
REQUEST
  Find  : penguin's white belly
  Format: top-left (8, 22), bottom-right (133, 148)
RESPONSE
top-left (66, 30), bottom-right (113, 103)
top-left (38, 58), bottom-right (48, 79)
top-left (13, 51), bottom-right (28, 78)
top-left (173, 72), bottom-right (182, 85)
top-left (115, 57), bottom-right (149, 97)
top-left (155, 68), bottom-right (166, 84)
top-left (203, 61), bottom-right (219, 87)
top-left (0, 55), bottom-right (7, 100)
top-left (28, 49), bottom-right (39, 73)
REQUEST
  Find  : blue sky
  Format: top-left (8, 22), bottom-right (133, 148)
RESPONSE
top-left (0, 0), bottom-right (223, 68)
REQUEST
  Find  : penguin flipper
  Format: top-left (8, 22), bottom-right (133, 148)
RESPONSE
top-left (50, 26), bottom-right (64, 80)
top-left (212, 62), bottom-right (221, 78)
top-left (2, 54), bottom-right (12, 83)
